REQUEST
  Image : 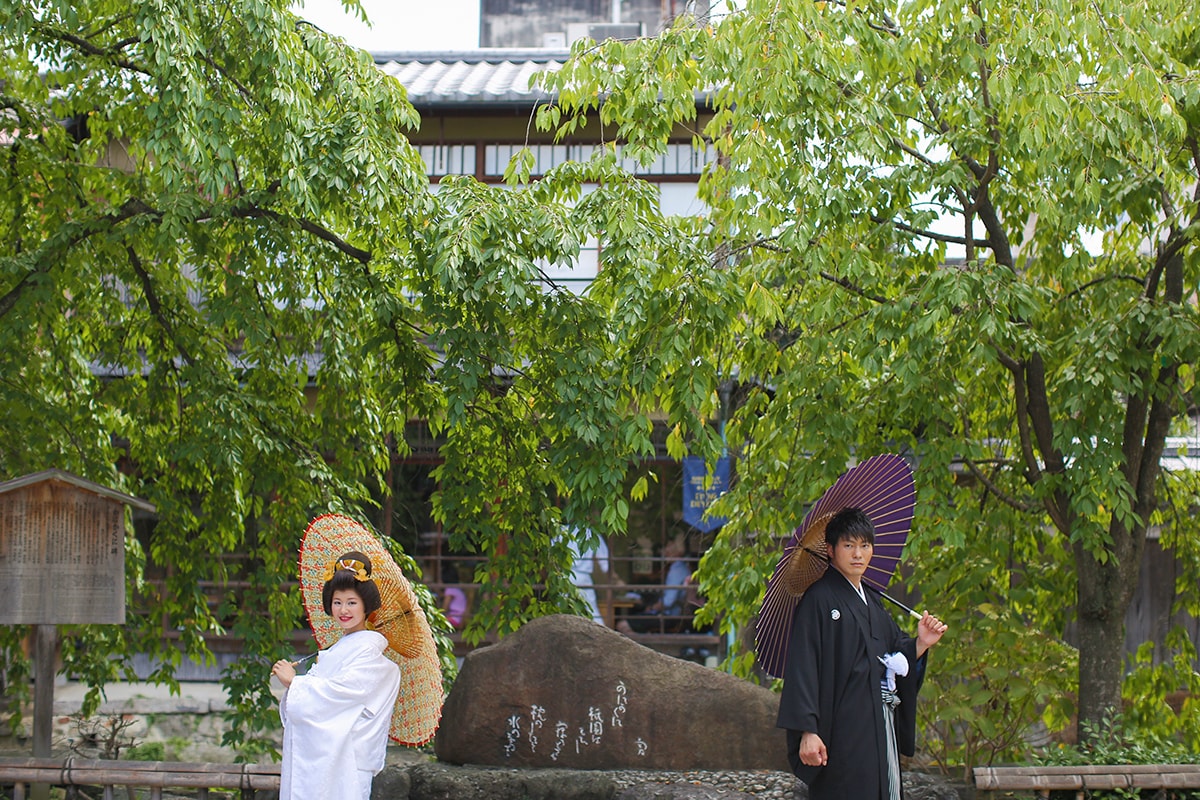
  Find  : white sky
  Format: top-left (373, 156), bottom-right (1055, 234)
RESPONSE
top-left (290, 0), bottom-right (481, 52)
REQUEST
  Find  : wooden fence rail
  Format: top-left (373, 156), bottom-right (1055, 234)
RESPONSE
top-left (0, 757), bottom-right (280, 800)
top-left (974, 763), bottom-right (1200, 799)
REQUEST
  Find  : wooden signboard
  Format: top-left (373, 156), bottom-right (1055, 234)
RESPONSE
top-left (0, 470), bottom-right (154, 625)
top-left (0, 469), bottom-right (154, 798)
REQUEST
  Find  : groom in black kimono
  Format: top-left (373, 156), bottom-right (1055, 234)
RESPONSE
top-left (777, 507), bottom-right (947, 800)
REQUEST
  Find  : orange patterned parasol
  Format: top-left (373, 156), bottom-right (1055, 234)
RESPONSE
top-left (299, 513), bottom-right (443, 746)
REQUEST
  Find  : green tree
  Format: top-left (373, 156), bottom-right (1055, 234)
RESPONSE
top-left (538, 0), bottom-right (1200, 744)
top-left (0, 0), bottom-right (713, 753)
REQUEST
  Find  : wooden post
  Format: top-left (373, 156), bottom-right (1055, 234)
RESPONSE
top-left (31, 624), bottom-right (57, 800)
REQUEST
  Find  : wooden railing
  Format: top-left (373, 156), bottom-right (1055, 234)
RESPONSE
top-left (133, 570), bottom-right (722, 671)
top-left (973, 764), bottom-right (1200, 799)
top-left (0, 757), bottom-right (279, 800)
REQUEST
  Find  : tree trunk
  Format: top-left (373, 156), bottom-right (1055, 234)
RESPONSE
top-left (1073, 536), bottom-right (1139, 741)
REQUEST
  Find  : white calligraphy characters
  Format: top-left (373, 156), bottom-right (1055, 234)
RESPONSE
top-left (503, 680), bottom-right (645, 762)
top-left (504, 714), bottom-right (521, 758)
top-left (529, 704), bottom-right (546, 751)
top-left (551, 721), bottom-right (568, 761)
top-left (611, 681), bottom-right (627, 728)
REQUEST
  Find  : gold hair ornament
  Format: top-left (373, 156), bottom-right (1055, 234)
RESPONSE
top-left (323, 558), bottom-right (371, 583)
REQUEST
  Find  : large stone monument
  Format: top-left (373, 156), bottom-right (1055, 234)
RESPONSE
top-left (435, 614), bottom-right (791, 772)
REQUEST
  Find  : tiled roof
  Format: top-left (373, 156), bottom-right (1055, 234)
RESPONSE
top-left (375, 49), bottom-right (569, 107)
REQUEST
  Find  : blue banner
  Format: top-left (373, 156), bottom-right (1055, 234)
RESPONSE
top-left (682, 455), bottom-right (730, 532)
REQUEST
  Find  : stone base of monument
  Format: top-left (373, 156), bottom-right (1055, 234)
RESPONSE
top-left (369, 761), bottom-right (970, 800)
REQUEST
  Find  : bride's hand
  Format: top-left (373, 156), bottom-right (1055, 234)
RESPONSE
top-left (271, 659), bottom-right (296, 688)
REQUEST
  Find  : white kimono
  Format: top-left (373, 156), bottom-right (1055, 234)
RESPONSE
top-left (279, 630), bottom-right (401, 800)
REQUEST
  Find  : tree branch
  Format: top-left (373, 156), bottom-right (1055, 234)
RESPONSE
top-left (889, 136), bottom-right (940, 169)
top-left (1064, 273), bottom-right (1147, 300)
top-left (971, 0), bottom-right (1002, 193)
top-left (993, 347), bottom-right (1044, 487)
top-left (994, 345), bottom-right (1074, 535)
top-left (1144, 210), bottom-right (1196, 298)
top-left (0, 197), bottom-right (155, 321)
top-left (1, 188), bottom-right (379, 326)
top-left (715, 233), bottom-right (786, 266)
top-left (126, 245), bottom-right (196, 367)
top-left (913, 68), bottom-right (987, 181)
top-left (868, 213), bottom-right (990, 247)
top-left (961, 452), bottom-right (1039, 513)
top-left (32, 22), bottom-right (148, 75)
top-left (226, 206), bottom-right (373, 264)
top-left (817, 271), bottom-right (887, 304)
top-left (6, 141), bottom-right (22, 258)
top-left (1024, 353), bottom-right (1072, 533)
top-left (197, 51), bottom-right (254, 102)
top-left (1130, 213), bottom-right (1191, 525)
top-left (1189, 133), bottom-right (1200, 191)
top-left (963, 3), bottom-right (1015, 269)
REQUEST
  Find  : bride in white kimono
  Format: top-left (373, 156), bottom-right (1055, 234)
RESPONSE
top-left (272, 551), bottom-right (402, 800)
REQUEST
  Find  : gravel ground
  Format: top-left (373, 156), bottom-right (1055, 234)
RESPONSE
top-left (609, 768), bottom-right (800, 798)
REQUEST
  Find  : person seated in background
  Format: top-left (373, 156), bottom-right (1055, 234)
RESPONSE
top-left (657, 536), bottom-right (692, 618)
top-left (617, 536), bottom-right (693, 634)
top-left (440, 562), bottom-right (468, 629)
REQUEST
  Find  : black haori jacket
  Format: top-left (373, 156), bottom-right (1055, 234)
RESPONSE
top-left (776, 569), bottom-right (927, 800)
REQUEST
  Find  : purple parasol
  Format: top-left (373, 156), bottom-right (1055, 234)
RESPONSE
top-left (755, 453), bottom-right (917, 679)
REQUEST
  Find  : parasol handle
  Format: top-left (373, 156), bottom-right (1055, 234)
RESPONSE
top-left (865, 584), bottom-right (923, 620)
